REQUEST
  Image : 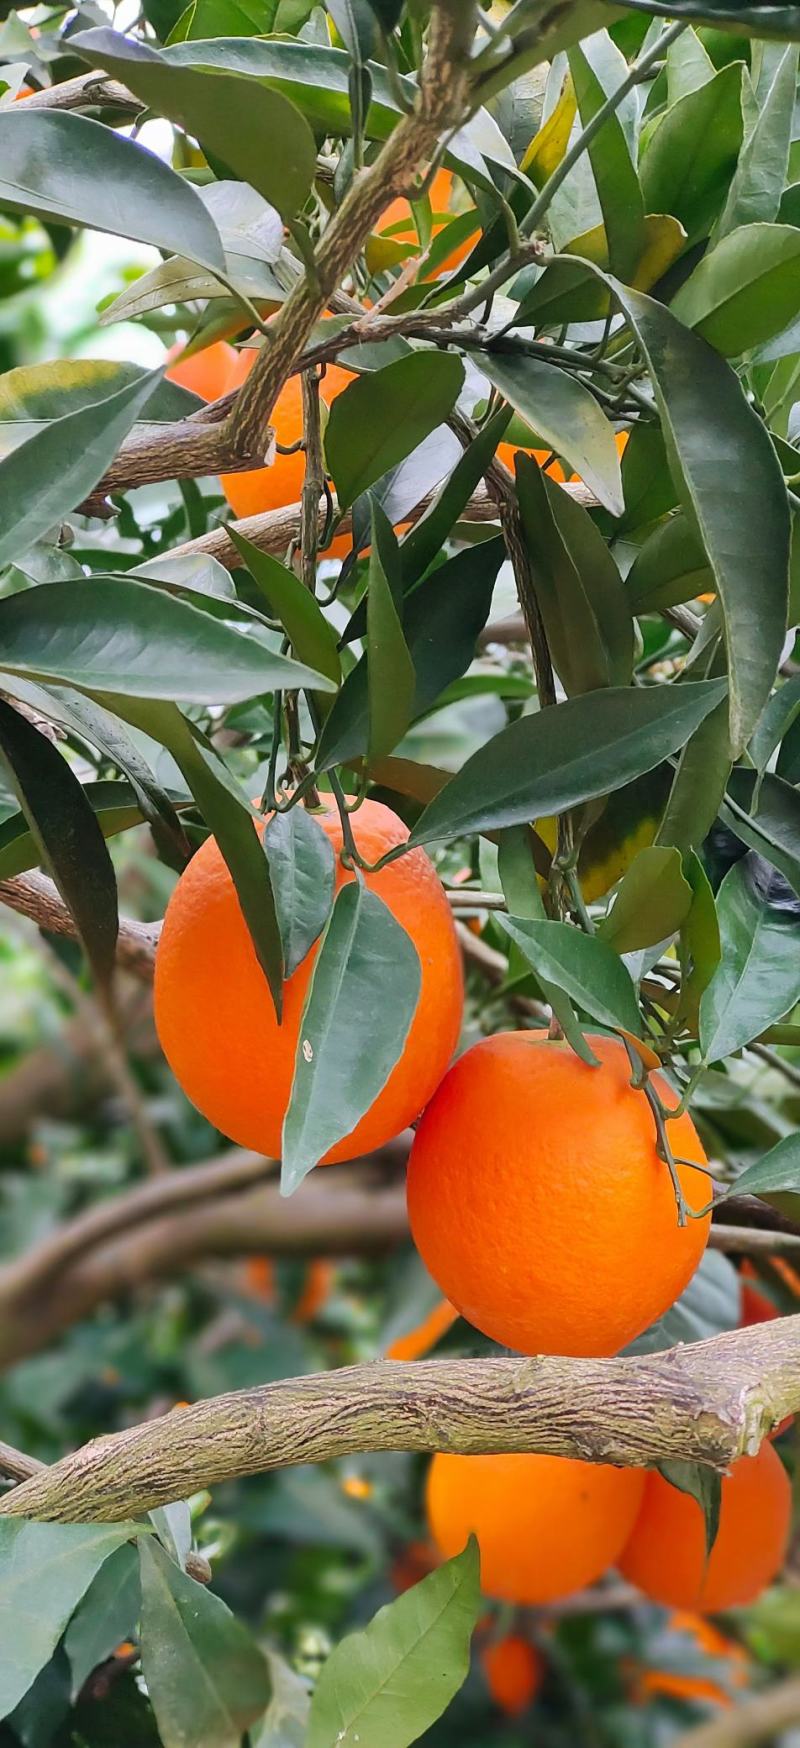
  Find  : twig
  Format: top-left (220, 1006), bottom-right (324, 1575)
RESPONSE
top-left (0, 1440), bottom-right (45, 1483)
top-left (747, 1041), bottom-right (800, 1093)
top-left (0, 871), bottom-right (159, 979)
top-left (16, 71), bottom-right (140, 113)
top-left (708, 1225), bottom-right (800, 1257)
top-left (673, 1677), bottom-right (800, 1748)
top-left (2, 1318), bottom-right (799, 1522)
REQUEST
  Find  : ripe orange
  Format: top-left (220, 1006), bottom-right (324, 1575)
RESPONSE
top-left (375, 168), bottom-right (479, 280)
top-left (481, 1635), bottom-right (543, 1716)
top-left (154, 798), bottom-right (462, 1164)
top-left (619, 1443), bottom-right (791, 1613)
top-left (406, 1031), bottom-right (710, 1356)
top-left (219, 347), bottom-right (354, 524)
top-left (426, 1450), bottom-right (645, 1604)
top-left (386, 1298), bottom-right (459, 1361)
top-left (165, 339), bottom-right (236, 403)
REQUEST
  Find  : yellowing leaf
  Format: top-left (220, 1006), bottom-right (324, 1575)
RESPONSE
top-left (632, 214), bottom-right (688, 290)
top-left (521, 74), bottom-right (577, 187)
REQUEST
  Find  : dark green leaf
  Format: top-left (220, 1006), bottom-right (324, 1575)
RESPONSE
top-left (568, 34), bottom-right (645, 279)
top-left (616, 422), bottom-right (678, 535)
top-left (722, 1134), bottom-right (800, 1206)
top-left (75, 29), bottom-right (317, 220)
top-left (0, 111), bottom-right (224, 269)
top-left (408, 679), bottom-right (728, 848)
top-left (281, 881), bottom-right (421, 1194)
top-left (601, 846), bottom-right (693, 952)
top-left (64, 1545), bottom-right (140, 1699)
top-left (229, 530), bottom-right (341, 685)
top-left (615, 0), bottom-right (800, 38)
top-left (399, 406), bottom-right (512, 588)
top-left (750, 675), bottom-right (800, 776)
top-left (0, 368), bottom-right (162, 571)
top-left (497, 914), bottom-right (643, 1035)
top-left (367, 508), bottom-right (415, 762)
top-left (677, 851), bottom-right (721, 1032)
top-left (626, 512), bottom-right (713, 612)
top-left (497, 827), bottom-right (599, 1065)
top-left (656, 1461), bottom-right (721, 1559)
top-left (0, 778), bottom-right (163, 880)
top-left (699, 859), bottom-right (800, 1061)
top-left (138, 1538), bottom-right (271, 1748)
top-left (0, 699), bottom-right (118, 996)
top-left (306, 1540), bottom-right (480, 1748)
top-left (723, 766), bottom-right (800, 896)
top-left (480, 351), bottom-right (623, 515)
top-left (264, 806), bottom-right (335, 978)
top-left (327, 0), bottom-right (376, 59)
top-left (363, 0), bottom-right (402, 26)
top-left (639, 62), bottom-right (744, 243)
top-left (516, 454), bottom-right (632, 693)
top-left (0, 1520), bottom-right (138, 1720)
top-left (672, 224), bottom-right (800, 355)
top-left (0, 579), bottom-right (335, 703)
top-left (317, 537), bottom-right (505, 770)
top-left (614, 285), bottom-right (790, 754)
top-left (658, 694), bottom-right (732, 854)
top-left (627, 1251), bottom-right (740, 1354)
top-left (326, 353), bottom-right (465, 513)
top-left (716, 44), bottom-right (798, 236)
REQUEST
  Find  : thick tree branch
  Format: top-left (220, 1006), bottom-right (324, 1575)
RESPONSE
top-left (17, 71), bottom-right (140, 113)
top-left (0, 871), bottom-right (160, 978)
top-left (2, 1319), bottom-right (799, 1522)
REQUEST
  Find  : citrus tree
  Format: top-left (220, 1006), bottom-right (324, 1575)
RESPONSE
top-left (1, 0), bottom-right (800, 1742)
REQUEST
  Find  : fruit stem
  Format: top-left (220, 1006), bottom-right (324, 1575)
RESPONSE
top-left (622, 1038), bottom-right (688, 1227)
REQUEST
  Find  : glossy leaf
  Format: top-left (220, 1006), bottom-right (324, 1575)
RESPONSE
top-left (616, 422), bottom-right (678, 535)
top-left (399, 406), bottom-right (511, 589)
top-left (672, 224), bottom-right (800, 356)
top-left (229, 530), bottom-right (341, 685)
top-left (139, 1538), bottom-right (271, 1748)
top-left (626, 513), bottom-right (713, 612)
top-left (601, 846), bottom-right (693, 952)
top-left (327, 0), bottom-right (376, 59)
top-left (326, 353), bottom-right (465, 514)
top-left (722, 1134), bottom-right (800, 1204)
top-left (408, 679), bottom-right (728, 848)
top-left (0, 777), bottom-right (162, 880)
top-left (499, 912), bottom-right (642, 1035)
top-left (0, 111), bottom-right (224, 269)
top-left (0, 1520), bottom-right (138, 1720)
top-left (750, 675), bottom-right (800, 776)
top-left (722, 767), bottom-right (800, 896)
top-left (0, 579), bottom-right (335, 704)
top-left (75, 29), bottom-right (317, 219)
top-left (64, 1545), bottom-right (140, 1699)
top-left (699, 859), bottom-right (800, 1062)
top-left (639, 63), bottom-right (744, 243)
top-left (281, 881), bottom-right (421, 1195)
top-left (516, 454), bottom-right (632, 692)
top-left (615, 0), bottom-right (800, 36)
top-left (263, 806), bottom-right (335, 979)
top-left (677, 852), bottom-right (721, 1033)
top-left (658, 695), bottom-right (732, 855)
top-left (568, 34), bottom-right (645, 279)
top-left (497, 828), bottom-right (599, 1065)
top-left (480, 351), bottom-right (623, 515)
top-left (615, 284), bottom-right (790, 754)
top-left (716, 45), bottom-right (798, 237)
top-left (0, 367), bottom-right (162, 571)
top-left (307, 1540), bottom-right (479, 1748)
top-left (0, 699), bottom-right (119, 996)
top-left (367, 508), bottom-right (415, 762)
top-left (521, 71), bottom-right (576, 187)
top-left (657, 1461), bottom-right (721, 1559)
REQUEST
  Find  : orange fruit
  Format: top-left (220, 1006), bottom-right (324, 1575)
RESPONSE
top-left (165, 339), bottom-right (236, 403)
top-left (154, 798), bottom-right (463, 1164)
top-left (386, 1298), bottom-right (459, 1361)
top-left (390, 1539), bottom-right (437, 1594)
top-left (406, 1031), bottom-right (710, 1357)
top-left (244, 1256), bottom-right (276, 1301)
top-left (291, 1259), bottom-right (335, 1324)
top-left (219, 347), bottom-right (354, 525)
top-left (619, 1443), bottom-right (791, 1613)
top-left (481, 1635), bottom-right (544, 1716)
top-left (375, 169), bottom-right (479, 280)
top-left (426, 1450), bottom-right (645, 1604)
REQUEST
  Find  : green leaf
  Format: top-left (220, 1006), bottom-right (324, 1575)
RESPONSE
top-left (281, 880), bottom-right (421, 1195)
top-left (639, 62), bottom-right (744, 243)
top-left (263, 806), bottom-right (335, 978)
top-left (138, 1538), bottom-right (270, 1748)
top-left (367, 508), bottom-right (415, 762)
top-left (0, 1520), bottom-right (138, 1720)
top-left (601, 846), bottom-right (693, 953)
top-left (677, 851), bottom-right (721, 1033)
top-left (627, 1250), bottom-right (740, 1354)
top-left (75, 29), bottom-right (317, 220)
top-left (626, 512), bottom-right (713, 612)
top-left (0, 579), bottom-right (335, 703)
top-left (615, 0), bottom-right (800, 37)
top-left (408, 679), bottom-right (728, 848)
top-left (656, 1461), bottom-right (721, 1559)
top-left (750, 675), bottom-right (800, 777)
top-left (229, 531), bottom-right (341, 686)
top-left (0, 357), bottom-right (199, 430)
top-left (657, 693), bottom-right (732, 854)
top-left (480, 352), bottom-right (624, 516)
top-left (616, 421), bottom-right (678, 536)
top-left (252, 1652), bottom-right (311, 1748)
top-left (568, 34), bottom-right (645, 279)
top-left (307, 1540), bottom-right (480, 1748)
top-left (699, 859), bottom-right (800, 1062)
top-left (64, 1544), bottom-right (140, 1699)
top-left (327, 0), bottom-right (376, 59)
top-left (0, 699), bottom-right (118, 996)
top-left (671, 224), bottom-right (800, 356)
top-left (317, 537), bottom-right (505, 771)
top-left (666, 26), bottom-right (715, 101)
top-left (0, 778), bottom-right (164, 880)
top-left (325, 353), bottom-right (465, 514)
top-left (716, 44), bottom-right (798, 237)
top-left (722, 766), bottom-right (800, 896)
top-left (497, 827), bottom-right (599, 1065)
top-left (0, 111), bottom-right (224, 270)
top-left (0, 368), bottom-right (162, 571)
top-left (722, 1134), bottom-right (800, 1208)
top-left (515, 455), bottom-right (632, 693)
top-left (614, 284), bottom-right (790, 755)
top-left (497, 914), bottom-right (643, 1036)
top-left (399, 406), bottom-right (512, 589)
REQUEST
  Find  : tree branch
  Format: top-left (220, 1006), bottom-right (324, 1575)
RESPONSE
top-left (2, 1319), bottom-right (798, 1522)
top-left (17, 71), bottom-right (140, 113)
top-left (0, 871), bottom-right (160, 979)
top-left (673, 1678), bottom-right (800, 1748)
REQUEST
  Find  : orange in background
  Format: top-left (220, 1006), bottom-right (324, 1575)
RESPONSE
top-left (165, 339), bottom-right (236, 403)
top-left (386, 1298), bottom-right (459, 1362)
top-left (376, 169), bottom-right (479, 280)
top-left (481, 1635), bottom-right (544, 1716)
